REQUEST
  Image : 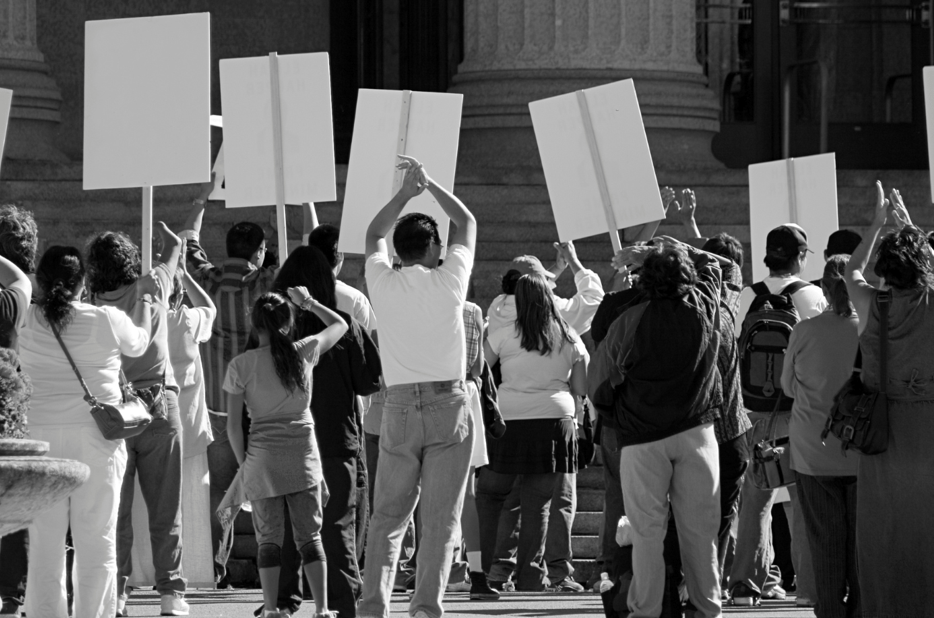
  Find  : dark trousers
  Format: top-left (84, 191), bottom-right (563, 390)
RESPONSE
top-left (276, 456), bottom-right (362, 617)
top-left (795, 472), bottom-right (860, 618)
top-left (718, 431), bottom-right (750, 581)
top-left (116, 391), bottom-right (186, 596)
top-left (598, 426), bottom-right (626, 574)
top-left (207, 413), bottom-right (239, 583)
top-left (0, 530), bottom-right (27, 605)
top-left (355, 454), bottom-right (368, 566)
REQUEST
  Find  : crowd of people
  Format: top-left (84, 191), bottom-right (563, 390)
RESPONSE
top-left (0, 156), bottom-right (929, 618)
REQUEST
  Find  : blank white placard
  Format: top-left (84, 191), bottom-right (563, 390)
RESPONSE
top-left (83, 13), bottom-right (211, 190)
top-left (748, 153), bottom-right (838, 282)
top-left (529, 79), bottom-right (665, 243)
top-left (339, 89), bottom-right (463, 255)
top-left (0, 89), bottom-right (13, 167)
top-left (924, 66), bottom-right (934, 204)
top-left (219, 52), bottom-right (336, 208)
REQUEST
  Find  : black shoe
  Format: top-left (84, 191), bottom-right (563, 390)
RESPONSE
top-left (215, 575), bottom-right (233, 590)
top-left (469, 572), bottom-right (501, 601)
top-left (730, 583), bottom-right (761, 607)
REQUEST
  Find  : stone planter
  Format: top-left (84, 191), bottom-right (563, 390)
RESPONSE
top-left (0, 438), bottom-right (90, 536)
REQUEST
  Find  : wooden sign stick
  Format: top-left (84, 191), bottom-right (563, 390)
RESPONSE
top-left (141, 186), bottom-right (153, 275)
top-left (787, 157), bottom-right (799, 224)
top-left (269, 52), bottom-right (289, 269)
top-left (576, 90), bottom-right (622, 253)
top-left (392, 90), bottom-right (413, 194)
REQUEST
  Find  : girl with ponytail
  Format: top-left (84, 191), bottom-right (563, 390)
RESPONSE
top-left (19, 245), bottom-right (151, 618)
top-left (780, 253), bottom-right (860, 616)
top-left (223, 287), bottom-right (347, 618)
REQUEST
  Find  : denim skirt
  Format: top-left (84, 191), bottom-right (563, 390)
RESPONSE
top-left (486, 417), bottom-right (577, 475)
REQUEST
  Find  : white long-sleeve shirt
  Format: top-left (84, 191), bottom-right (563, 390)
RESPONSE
top-left (487, 269), bottom-right (605, 336)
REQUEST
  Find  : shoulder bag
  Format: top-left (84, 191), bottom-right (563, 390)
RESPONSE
top-left (822, 290), bottom-right (890, 455)
top-left (50, 322), bottom-right (152, 440)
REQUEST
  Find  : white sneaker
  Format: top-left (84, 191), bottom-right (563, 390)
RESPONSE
top-left (116, 594), bottom-right (129, 617)
top-left (159, 596), bottom-right (189, 617)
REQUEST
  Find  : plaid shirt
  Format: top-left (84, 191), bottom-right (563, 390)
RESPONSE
top-left (464, 301), bottom-right (482, 373)
top-left (183, 231), bottom-right (277, 413)
top-left (713, 262), bottom-right (753, 443)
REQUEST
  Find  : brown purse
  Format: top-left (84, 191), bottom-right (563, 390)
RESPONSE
top-left (51, 322), bottom-right (152, 440)
top-left (822, 290), bottom-right (890, 455)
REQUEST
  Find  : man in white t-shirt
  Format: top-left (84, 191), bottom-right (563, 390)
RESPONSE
top-left (730, 224), bottom-right (824, 607)
top-left (358, 156), bottom-right (477, 618)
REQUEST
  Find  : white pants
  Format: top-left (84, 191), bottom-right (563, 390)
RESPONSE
top-left (620, 422), bottom-right (722, 618)
top-left (26, 425), bottom-right (127, 618)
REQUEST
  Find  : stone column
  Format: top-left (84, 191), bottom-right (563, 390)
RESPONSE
top-left (0, 0), bottom-right (66, 161)
top-left (450, 0), bottom-right (721, 170)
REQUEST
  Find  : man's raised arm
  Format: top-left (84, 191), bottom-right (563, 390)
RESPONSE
top-left (364, 156), bottom-right (427, 257)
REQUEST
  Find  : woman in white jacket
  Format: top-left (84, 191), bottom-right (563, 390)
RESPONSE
top-left (20, 246), bottom-right (151, 618)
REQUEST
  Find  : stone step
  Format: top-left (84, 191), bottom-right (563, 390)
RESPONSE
top-left (571, 559), bottom-right (599, 586)
top-left (577, 488), bottom-right (606, 514)
top-left (571, 534), bottom-right (600, 558)
top-left (572, 511), bottom-right (602, 536)
top-left (576, 465), bottom-right (605, 490)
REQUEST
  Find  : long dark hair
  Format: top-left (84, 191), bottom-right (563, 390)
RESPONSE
top-left (822, 254), bottom-right (854, 317)
top-left (272, 245), bottom-right (337, 339)
top-left (514, 274), bottom-right (574, 355)
top-left (36, 246), bottom-right (86, 333)
top-left (251, 293), bottom-right (307, 394)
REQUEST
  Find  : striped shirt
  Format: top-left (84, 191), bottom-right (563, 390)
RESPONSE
top-left (464, 301), bottom-right (481, 373)
top-left (184, 231), bottom-right (277, 413)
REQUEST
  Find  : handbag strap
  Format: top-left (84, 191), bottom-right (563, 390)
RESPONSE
top-left (49, 321), bottom-right (99, 406)
top-left (878, 290), bottom-right (891, 395)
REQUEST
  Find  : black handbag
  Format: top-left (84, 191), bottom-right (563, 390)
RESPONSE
top-left (822, 290), bottom-right (890, 455)
top-left (51, 322), bottom-right (152, 440)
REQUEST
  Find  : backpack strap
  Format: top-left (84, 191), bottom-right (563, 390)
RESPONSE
top-left (751, 281), bottom-right (770, 297)
top-left (780, 280), bottom-right (813, 296)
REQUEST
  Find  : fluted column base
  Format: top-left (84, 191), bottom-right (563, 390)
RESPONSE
top-left (450, 67), bottom-right (721, 171)
top-left (0, 57), bottom-right (67, 162)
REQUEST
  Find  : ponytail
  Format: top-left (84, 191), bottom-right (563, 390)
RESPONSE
top-left (251, 293), bottom-right (307, 394)
top-left (821, 254), bottom-right (854, 318)
top-left (36, 246), bottom-right (85, 333)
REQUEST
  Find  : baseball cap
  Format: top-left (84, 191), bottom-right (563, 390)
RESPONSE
top-left (766, 225), bottom-right (811, 260)
top-left (825, 229), bottom-right (862, 257)
top-left (511, 255), bottom-right (556, 280)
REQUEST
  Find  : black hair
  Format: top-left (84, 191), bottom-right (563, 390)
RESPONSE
top-left (514, 274), bottom-right (574, 356)
top-left (251, 292), bottom-right (307, 394)
top-left (821, 254), bottom-right (853, 317)
top-left (272, 245), bottom-right (337, 339)
top-left (393, 213), bottom-right (439, 262)
top-left (0, 205), bottom-right (38, 274)
top-left (307, 224), bottom-right (341, 269)
top-left (501, 269), bottom-right (521, 295)
top-left (36, 246), bottom-right (85, 333)
top-left (226, 222), bottom-right (266, 260)
top-left (85, 231), bottom-right (141, 295)
top-left (873, 226), bottom-right (934, 291)
top-left (763, 252), bottom-right (796, 272)
top-left (702, 233), bottom-right (744, 268)
top-left (638, 245), bottom-right (698, 300)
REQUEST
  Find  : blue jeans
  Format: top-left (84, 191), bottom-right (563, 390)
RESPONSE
top-left (116, 390), bottom-right (186, 597)
top-left (358, 380), bottom-right (473, 618)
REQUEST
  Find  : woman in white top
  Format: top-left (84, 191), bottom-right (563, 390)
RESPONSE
top-left (477, 274), bottom-right (588, 592)
top-left (20, 246), bottom-right (151, 618)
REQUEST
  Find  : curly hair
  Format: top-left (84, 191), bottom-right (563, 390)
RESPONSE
top-left (514, 274), bottom-right (574, 355)
top-left (702, 233), bottom-right (744, 268)
top-left (36, 246), bottom-right (86, 333)
top-left (873, 226), bottom-right (934, 291)
top-left (85, 231), bottom-right (141, 295)
top-left (393, 213), bottom-right (440, 262)
top-left (637, 245), bottom-right (698, 300)
top-left (0, 205), bottom-right (38, 274)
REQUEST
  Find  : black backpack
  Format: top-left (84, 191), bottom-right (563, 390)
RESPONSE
top-left (738, 280), bottom-right (812, 413)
